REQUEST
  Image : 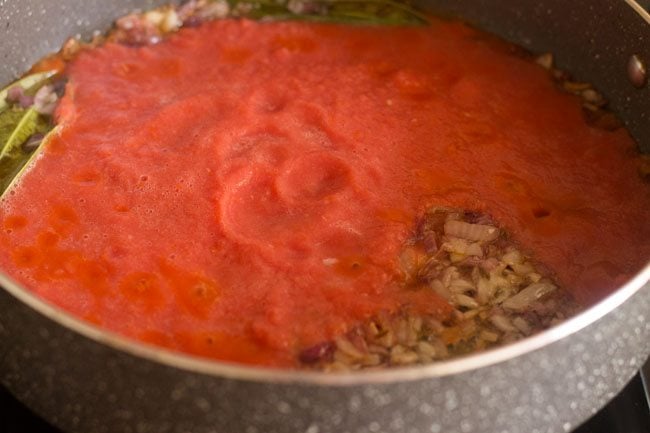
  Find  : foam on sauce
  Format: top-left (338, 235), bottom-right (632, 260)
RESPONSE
top-left (0, 19), bottom-right (648, 367)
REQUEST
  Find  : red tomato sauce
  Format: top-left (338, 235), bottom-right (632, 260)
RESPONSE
top-left (1, 19), bottom-right (648, 367)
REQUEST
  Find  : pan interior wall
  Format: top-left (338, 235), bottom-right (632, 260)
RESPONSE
top-left (420, 0), bottom-right (650, 152)
top-left (1, 0), bottom-right (649, 150)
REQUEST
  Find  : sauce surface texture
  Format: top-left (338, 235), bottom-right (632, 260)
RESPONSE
top-left (1, 19), bottom-right (648, 367)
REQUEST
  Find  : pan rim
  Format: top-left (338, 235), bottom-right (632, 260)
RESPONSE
top-left (0, 0), bottom-right (649, 387)
top-left (1, 260), bottom-right (648, 385)
top-left (625, 0), bottom-right (650, 23)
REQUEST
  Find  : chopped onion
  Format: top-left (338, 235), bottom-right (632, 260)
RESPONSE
top-left (19, 94), bottom-right (35, 108)
top-left (34, 85), bottom-right (58, 115)
top-left (453, 293), bottom-right (479, 309)
top-left (442, 237), bottom-right (469, 254)
top-left (441, 266), bottom-right (458, 288)
top-left (430, 279), bottom-right (451, 300)
top-left (490, 314), bottom-right (516, 332)
top-left (399, 246), bottom-right (424, 277)
top-left (144, 10), bottom-right (165, 26)
top-left (299, 341), bottom-right (335, 364)
top-left (501, 250), bottom-right (522, 265)
top-left (6, 86), bottom-right (23, 102)
top-left (449, 278), bottom-right (475, 294)
top-left (465, 242), bottom-right (483, 257)
top-left (535, 53), bottom-right (554, 70)
top-left (197, 0), bottom-right (230, 19)
top-left (335, 336), bottom-right (365, 360)
top-left (480, 257), bottom-right (499, 272)
top-left (161, 10), bottom-right (181, 32)
top-left (512, 317), bottom-right (532, 334)
top-left (511, 262), bottom-right (534, 276)
top-left (449, 252), bottom-right (465, 263)
top-left (527, 272), bottom-right (542, 283)
top-left (476, 277), bottom-right (495, 304)
top-left (444, 220), bottom-right (499, 242)
top-left (5, 86), bottom-right (34, 108)
top-left (502, 282), bottom-right (556, 311)
top-left (481, 330), bottom-right (499, 342)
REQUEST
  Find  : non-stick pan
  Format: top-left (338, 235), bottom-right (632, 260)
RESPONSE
top-left (1, 1), bottom-right (649, 432)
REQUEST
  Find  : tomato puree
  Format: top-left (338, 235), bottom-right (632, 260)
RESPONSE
top-left (1, 19), bottom-right (648, 367)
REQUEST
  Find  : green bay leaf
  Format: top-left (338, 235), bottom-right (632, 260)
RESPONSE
top-left (0, 126), bottom-right (56, 196)
top-left (0, 108), bottom-right (41, 160)
top-left (0, 107), bottom-right (52, 194)
top-left (0, 108), bottom-right (30, 141)
top-left (232, 0), bottom-right (428, 25)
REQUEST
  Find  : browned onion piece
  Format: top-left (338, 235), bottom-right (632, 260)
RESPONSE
top-left (299, 341), bottom-right (335, 364)
top-left (443, 220), bottom-right (500, 242)
top-left (502, 282), bottom-right (556, 311)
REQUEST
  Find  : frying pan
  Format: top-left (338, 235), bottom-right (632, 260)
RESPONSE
top-left (1, 1), bottom-right (649, 432)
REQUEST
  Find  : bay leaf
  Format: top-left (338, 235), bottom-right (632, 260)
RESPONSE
top-left (0, 108), bottom-right (48, 160)
top-left (240, 0), bottom-right (428, 25)
top-left (0, 126), bottom-right (57, 196)
top-left (0, 107), bottom-right (52, 194)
